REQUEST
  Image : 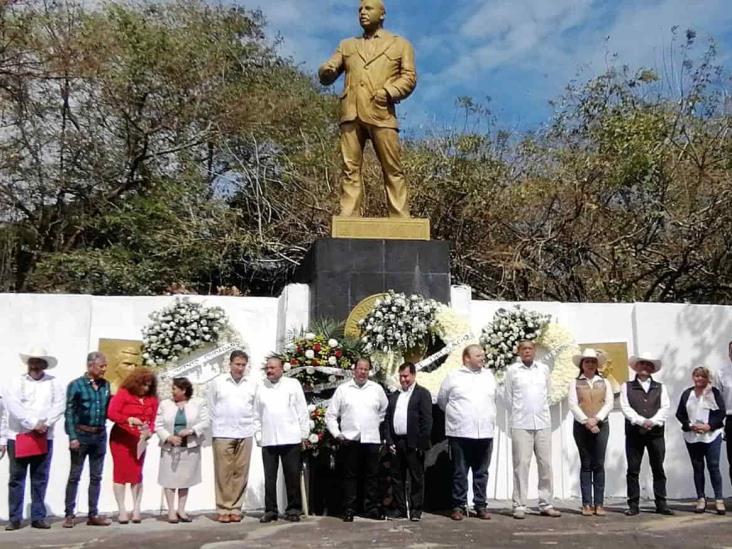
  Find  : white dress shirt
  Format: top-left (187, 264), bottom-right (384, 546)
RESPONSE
top-left (568, 375), bottom-right (614, 423)
top-left (682, 390), bottom-right (723, 444)
top-left (715, 361), bottom-right (732, 414)
top-left (437, 365), bottom-right (497, 438)
top-left (392, 382), bottom-right (415, 436)
top-left (206, 373), bottom-right (256, 439)
top-left (325, 379), bottom-right (388, 443)
top-left (619, 378), bottom-right (670, 427)
top-left (254, 377), bottom-right (309, 447)
top-left (3, 372), bottom-right (65, 440)
top-left (504, 361), bottom-right (551, 430)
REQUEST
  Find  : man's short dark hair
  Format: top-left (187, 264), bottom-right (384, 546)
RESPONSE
top-left (355, 356), bottom-right (372, 369)
top-left (267, 354), bottom-right (285, 367)
top-left (399, 362), bottom-right (416, 374)
top-left (230, 350), bottom-right (249, 363)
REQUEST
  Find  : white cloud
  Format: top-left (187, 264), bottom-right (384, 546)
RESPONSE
top-left (236, 0), bottom-right (732, 129)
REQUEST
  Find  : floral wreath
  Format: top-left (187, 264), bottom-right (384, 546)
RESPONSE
top-left (357, 290), bottom-right (476, 395)
top-left (142, 297), bottom-right (231, 368)
top-left (282, 331), bottom-right (359, 393)
top-left (480, 306), bottom-right (579, 404)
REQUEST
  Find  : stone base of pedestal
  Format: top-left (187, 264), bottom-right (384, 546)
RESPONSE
top-left (294, 238), bottom-right (450, 322)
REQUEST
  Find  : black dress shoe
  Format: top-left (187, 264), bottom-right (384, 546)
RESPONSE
top-left (259, 512), bottom-right (278, 523)
top-left (5, 521), bottom-right (21, 531)
top-left (342, 511), bottom-right (354, 522)
top-left (364, 510), bottom-right (385, 520)
top-left (624, 508), bottom-right (640, 516)
top-left (656, 507), bottom-right (674, 516)
top-left (283, 513), bottom-right (300, 522)
top-left (31, 520), bottom-right (51, 529)
top-left (386, 511), bottom-right (408, 521)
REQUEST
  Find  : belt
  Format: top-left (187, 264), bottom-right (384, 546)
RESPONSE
top-left (76, 424), bottom-right (104, 433)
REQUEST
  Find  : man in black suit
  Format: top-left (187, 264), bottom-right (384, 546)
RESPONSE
top-left (384, 362), bottom-right (433, 521)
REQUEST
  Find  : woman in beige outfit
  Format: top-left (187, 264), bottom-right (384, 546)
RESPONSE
top-left (155, 377), bottom-right (209, 523)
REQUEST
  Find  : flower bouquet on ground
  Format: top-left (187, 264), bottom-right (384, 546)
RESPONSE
top-left (282, 320), bottom-right (363, 394)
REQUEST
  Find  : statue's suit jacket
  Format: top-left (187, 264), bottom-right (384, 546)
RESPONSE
top-left (319, 30), bottom-right (416, 129)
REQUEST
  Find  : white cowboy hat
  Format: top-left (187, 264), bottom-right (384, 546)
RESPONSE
top-left (19, 347), bottom-right (58, 369)
top-left (628, 352), bottom-right (662, 374)
top-left (572, 348), bottom-right (607, 367)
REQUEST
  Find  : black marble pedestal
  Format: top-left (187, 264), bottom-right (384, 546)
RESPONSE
top-left (295, 238), bottom-right (451, 322)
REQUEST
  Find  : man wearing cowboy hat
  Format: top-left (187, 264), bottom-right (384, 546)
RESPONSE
top-left (619, 352), bottom-right (673, 516)
top-left (2, 347), bottom-right (65, 530)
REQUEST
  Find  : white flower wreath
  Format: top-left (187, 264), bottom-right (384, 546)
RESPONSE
top-left (358, 290), bottom-right (440, 354)
top-left (141, 297), bottom-right (230, 368)
top-left (480, 306), bottom-right (579, 404)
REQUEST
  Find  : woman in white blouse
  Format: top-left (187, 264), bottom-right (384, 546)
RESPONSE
top-left (568, 348), bottom-right (613, 517)
top-left (675, 366), bottom-right (726, 515)
top-left (155, 377), bottom-right (209, 523)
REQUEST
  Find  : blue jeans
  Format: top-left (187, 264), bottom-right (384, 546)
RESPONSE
top-left (686, 435), bottom-right (723, 500)
top-left (573, 421), bottom-right (609, 506)
top-left (64, 431), bottom-right (107, 517)
top-left (7, 439), bottom-right (54, 522)
top-left (448, 437), bottom-right (493, 511)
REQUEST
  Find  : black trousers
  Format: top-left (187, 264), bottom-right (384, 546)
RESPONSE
top-left (340, 441), bottom-right (380, 514)
top-left (391, 437), bottom-right (425, 516)
top-left (262, 444), bottom-right (302, 515)
top-left (625, 431), bottom-right (667, 509)
top-left (573, 421), bottom-right (609, 506)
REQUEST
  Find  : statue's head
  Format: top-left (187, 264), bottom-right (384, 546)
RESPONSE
top-left (359, 0), bottom-right (385, 31)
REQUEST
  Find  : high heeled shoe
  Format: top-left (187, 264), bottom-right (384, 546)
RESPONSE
top-left (177, 513), bottom-right (192, 523)
top-left (694, 498), bottom-right (706, 513)
top-left (715, 500), bottom-right (726, 515)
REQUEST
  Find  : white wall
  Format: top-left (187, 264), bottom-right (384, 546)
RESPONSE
top-left (0, 294), bottom-right (280, 520)
top-left (1, 290), bottom-right (732, 518)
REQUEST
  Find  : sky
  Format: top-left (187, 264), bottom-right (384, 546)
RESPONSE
top-left (237, 0), bottom-right (732, 135)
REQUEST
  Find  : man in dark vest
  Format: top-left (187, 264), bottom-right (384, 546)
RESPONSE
top-left (384, 362), bottom-right (433, 521)
top-left (619, 352), bottom-right (673, 516)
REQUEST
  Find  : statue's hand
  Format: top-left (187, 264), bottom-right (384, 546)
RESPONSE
top-left (319, 66), bottom-right (338, 86)
top-left (374, 89), bottom-right (389, 106)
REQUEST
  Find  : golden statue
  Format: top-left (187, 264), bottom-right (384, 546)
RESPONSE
top-left (319, 0), bottom-right (417, 218)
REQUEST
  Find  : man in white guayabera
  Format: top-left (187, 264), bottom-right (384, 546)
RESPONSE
top-left (504, 340), bottom-right (561, 519)
top-left (326, 357), bottom-right (388, 522)
top-left (437, 344), bottom-right (496, 521)
top-left (207, 350), bottom-right (256, 523)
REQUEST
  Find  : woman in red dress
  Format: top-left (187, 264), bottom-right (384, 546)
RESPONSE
top-left (108, 368), bottom-right (159, 523)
